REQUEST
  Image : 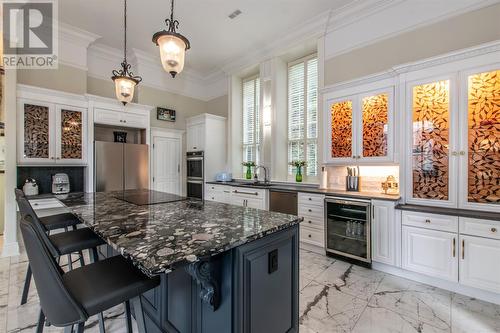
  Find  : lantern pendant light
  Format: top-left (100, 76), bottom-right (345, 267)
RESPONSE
top-left (111, 0), bottom-right (142, 105)
top-left (152, 0), bottom-right (191, 78)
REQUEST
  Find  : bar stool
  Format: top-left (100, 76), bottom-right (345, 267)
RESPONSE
top-left (15, 189), bottom-right (105, 305)
top-left (19, 215), bottom-right (160, 333)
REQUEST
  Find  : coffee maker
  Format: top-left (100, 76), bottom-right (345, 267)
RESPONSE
top-left (52, 173), bottom-right (70, 194)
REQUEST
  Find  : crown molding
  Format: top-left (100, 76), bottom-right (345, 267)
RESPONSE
top-left (220, 10), bottom-right (332, 76)
top-left (321, 39), bottom-right (500, 94)
top-left (324, 0), bottom-right (500, 60)
top-left (58, 22), bottom-right (101, 70)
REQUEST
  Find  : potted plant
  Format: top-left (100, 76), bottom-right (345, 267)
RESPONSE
top-left (242, 161), bottom-right (256, 180)
top-left (289, 160), bottom-right (307, 182)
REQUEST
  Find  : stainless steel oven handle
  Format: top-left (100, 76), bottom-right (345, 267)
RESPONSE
top-left (187, 180), bottom-right (203, 184)
top-left (187, 157), bottom-right (204, 161)
top-left (325, 197), bottom-right (371, 207)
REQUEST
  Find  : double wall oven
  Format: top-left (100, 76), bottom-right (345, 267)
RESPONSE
top-left (186, 151), bottom-right (204, 199)
top-left (325, 198), bottom-right (371, 264)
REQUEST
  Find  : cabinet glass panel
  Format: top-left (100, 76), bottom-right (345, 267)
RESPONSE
top-left (330, 100), bottom-right (353, 158)
top-left (362, 93), bottom-right (388, 157)
top-left (467, 69), bottom-right (500, 204)
top-left (60, 109), bottom-right (82, 159)
top-left (24, 104), bottom-right (50, 159)
top-left (411, 80), bottom-right (450, 200)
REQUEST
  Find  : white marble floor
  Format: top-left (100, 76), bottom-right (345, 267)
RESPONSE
top-left (1, 248), bottom-right (499, 332)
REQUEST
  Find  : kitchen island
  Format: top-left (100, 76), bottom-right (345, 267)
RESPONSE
top-left (58, 190), bottom-right (302, 333)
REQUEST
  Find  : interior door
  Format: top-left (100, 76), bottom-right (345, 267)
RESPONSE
top-left (152, 136), bottom-right (181, 195)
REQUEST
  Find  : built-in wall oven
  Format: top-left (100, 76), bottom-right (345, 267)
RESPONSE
top-left (186, 151), bottom-right (204, 199)
top-left (325, 198), bottom-right (371, 264)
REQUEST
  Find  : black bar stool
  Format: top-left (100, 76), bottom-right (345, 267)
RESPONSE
top-left (19, 215), bottom-right (160, 333)
top-left (15, 189), bottom-right (105, 305)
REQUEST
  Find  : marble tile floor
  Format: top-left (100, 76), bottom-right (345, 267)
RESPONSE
top-left (1, 248), bottom-right (499, 332)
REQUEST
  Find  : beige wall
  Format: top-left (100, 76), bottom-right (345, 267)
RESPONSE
top-left (87, 76), bottom-right (117, 100)
top-left (325, 3), bottom-right (500, 85)
top-left (17, 64), bottom-right (87, 94)
top-left (205, 95), bottom-right (228, 117)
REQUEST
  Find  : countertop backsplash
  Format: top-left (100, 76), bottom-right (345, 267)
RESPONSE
top-left (326, 165), bottom-right (400, 193)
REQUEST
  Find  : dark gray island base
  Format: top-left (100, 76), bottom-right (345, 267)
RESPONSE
top-left (58, 191), bottom-right (301, 333)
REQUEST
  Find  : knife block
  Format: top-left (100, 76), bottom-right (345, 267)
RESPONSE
top-left (346, 176), bottom-right (360, 192)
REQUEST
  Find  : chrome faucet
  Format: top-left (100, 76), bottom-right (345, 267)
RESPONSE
top-left (254, 165), bottom-right (270, 184)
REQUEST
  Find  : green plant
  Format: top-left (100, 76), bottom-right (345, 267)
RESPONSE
top-left (288, 160), bottom-right (307, 168)
top-left (241, 161), bottom-right (256, 167)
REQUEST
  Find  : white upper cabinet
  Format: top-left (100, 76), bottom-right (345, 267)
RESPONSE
top-left (186, 123), bottom-right (205, 152)
top-left (404, 65), bottom-right (500, 212)
top-left (324, 85), bottom-right (394, 165)
top-left (93, 108), bottom-right (148, 129)
top-left (17, 98), bottom-right (87, 165)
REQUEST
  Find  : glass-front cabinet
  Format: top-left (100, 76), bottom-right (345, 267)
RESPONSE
top-left (18, 99), bottom-right (86, 165)
top-left (406, 67), bottom-right (499, 211)
top-left (460, 68), bottom-right (500, 210)
top-left (326, 88), bottom-right (393, 164)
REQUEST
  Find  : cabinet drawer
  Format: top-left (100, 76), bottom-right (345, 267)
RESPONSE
top-left (301, 215), bottom-right (324, 231)
top-left (298, 204), bottom-right (323, 219)
top-left (298, 193), bottom-right (325, 207)
top-left (300, 225), bottom-right (324, 247)
top-left (402, 211), bottom-right (458, 233)
top-left (460, 217), bottom-right (500, 240)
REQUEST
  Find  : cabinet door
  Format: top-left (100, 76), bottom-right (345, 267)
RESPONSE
top-left (18, 99), bottom-right (55, 164)
top-left (94, 108), bottom-right (122, 126)
top-left (459, 68), bottom-right (500, 212)
top-left (187, 123), bottom-right (204, 151)
top-left (358, 90), bottom-right (393, 162)
top-left (406, 78), bottom-right (458, 208)
top-left (122, 112), bottom-right (148, 128)
top-left (56, 105), bottom-right (86, 165)
top-left (402, 226), bottom-right (458, 282)
top-left (371, 200), bottom-right (395, 265)
top-left (459, 235), bottom-right (500, 293)
top-left (327, 97), bottom-right (357, 163)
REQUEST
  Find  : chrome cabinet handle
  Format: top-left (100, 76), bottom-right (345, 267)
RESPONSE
top-left (462, 239), bottom-right (465, 260)
top-left (491, 228), bottom-right (497, 233)
top-left (459, 151), bottom-right (465, 155)
top-left (308, 198), bottom-right (312, 201)
top-left (451, 151), bottom-right (458, 156)
top-left (234, 190), bottom-right (258, 196)
top-left (308, 209), bottom-right (312, 212)
top-left (308, 234), bottom-right (311, 238)
top-left (425, 219), bottom-right (431, 223)
top-left (452, 238), bottom-right (456, 257)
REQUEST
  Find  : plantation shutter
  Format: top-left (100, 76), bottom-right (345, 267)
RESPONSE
top-left (242, 77), bottom-right (260, 167)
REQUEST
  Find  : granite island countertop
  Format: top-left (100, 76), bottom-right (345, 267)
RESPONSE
top-left (206, 180), bottom-right (401, 201)
top-left (57, 190), bottom-right (303, 276)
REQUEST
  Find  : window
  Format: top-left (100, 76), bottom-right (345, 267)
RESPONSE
top-left (288, 55), bottom-right (318, 178)
top-left (242, 76), bottom-right (261, 168)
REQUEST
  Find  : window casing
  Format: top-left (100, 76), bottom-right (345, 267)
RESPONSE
top-left (242, 76), bottom-right (261, 170)
top-left (287, 55), bottom-right (318, 179)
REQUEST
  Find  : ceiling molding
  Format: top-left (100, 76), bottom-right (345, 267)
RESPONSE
top-left (58, 22), bottom-right (101, 70)
top-left (324, 0), bottom-right (500, 60)
top-left (219, 10), bottom-right (332, 76)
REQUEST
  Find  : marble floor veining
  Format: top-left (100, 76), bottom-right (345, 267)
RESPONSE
top-left (0, 247), bottom-right (499, 332)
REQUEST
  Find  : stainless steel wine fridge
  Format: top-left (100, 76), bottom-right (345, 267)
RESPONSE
top-left (325, 198), bottom-right (371, 264)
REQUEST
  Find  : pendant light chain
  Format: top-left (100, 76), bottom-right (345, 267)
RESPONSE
top-left (124, 0), bottom-right (127, 63)
top-left (170, 0), bottom-right (174, 22)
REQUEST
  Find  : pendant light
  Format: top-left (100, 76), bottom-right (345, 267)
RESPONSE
top-left (152, 0), bottom-right (191, 78)
top-left (111, 0), bottom-right (142, 105)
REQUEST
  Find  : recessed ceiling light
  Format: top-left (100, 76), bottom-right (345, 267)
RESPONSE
top-left (228, 9), bottom-right (242, 19)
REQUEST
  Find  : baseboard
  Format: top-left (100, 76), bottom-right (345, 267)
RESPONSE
top-left (1, 241), bottom-right (20, 257)
top-left (373, 262), bottom-right (500, 306)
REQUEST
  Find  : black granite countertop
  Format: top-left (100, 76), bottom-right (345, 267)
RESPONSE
top-left (206, 181), bottom-right (401, 201)
top-left (57, 190), bottom-right (303, 276)
top-left (396, 204), bottom-right (500, 221)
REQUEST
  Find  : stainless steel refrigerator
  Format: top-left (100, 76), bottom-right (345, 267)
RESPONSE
top-left (95, 141), bottom-right (149, 192)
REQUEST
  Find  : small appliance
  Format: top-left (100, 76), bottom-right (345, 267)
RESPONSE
top-left (215, 172), bottom-right (232, 182)
top-left (52, 173), bottom-right (70, 194)
top-left (23, 178), bottom-right (39, 196)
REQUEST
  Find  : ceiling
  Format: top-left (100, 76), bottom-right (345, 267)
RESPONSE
top-left (59, 0), bottom-right (353, 76)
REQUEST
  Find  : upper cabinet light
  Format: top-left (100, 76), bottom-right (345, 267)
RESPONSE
top-left (152, 0), bottom-right (191, 78)
top-left (111, 0), bottom-right (142, 105)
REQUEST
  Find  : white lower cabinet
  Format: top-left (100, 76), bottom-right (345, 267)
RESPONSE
top-left (402, 226), bottom-right (458, 282)
top-left (298, 193), bottom-right (325, 249)
top-left (371, 200), bottom-right (397, 265)
top-left (460, 235), bottom-right (500, 293)
top-left (205, 184), bottom-right (231, 204)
